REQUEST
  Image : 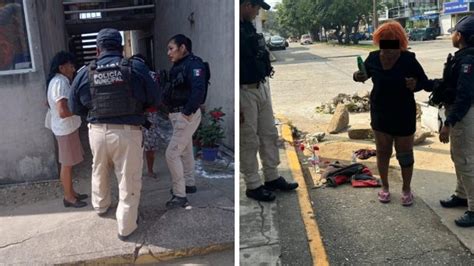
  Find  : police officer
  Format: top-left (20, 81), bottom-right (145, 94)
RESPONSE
top-left (69, 28), bottom-right (159, 240)
top-left (240, 0), bottom-right (298, 202)
top-left (163, 34), bottom-right (206, 209)
top-left (433, 15), bottom-right (474, 227)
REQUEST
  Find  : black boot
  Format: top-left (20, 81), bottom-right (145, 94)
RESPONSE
top-left (246, 186), bottom-right (276, 202)
top-left (454, 211), bottom-right (474, 227)
top-left (264, 176), bottom-right (299, 191)
top-left (440, 195), bottom-right (468, 208)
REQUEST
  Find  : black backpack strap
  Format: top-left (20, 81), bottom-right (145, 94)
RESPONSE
top-left (120, 58), bottom-right (132, 84)
top-left (89, 60), bottom-right (97, 71)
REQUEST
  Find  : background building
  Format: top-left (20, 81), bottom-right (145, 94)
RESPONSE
top-left (0, 0), bottom-right (234, 184)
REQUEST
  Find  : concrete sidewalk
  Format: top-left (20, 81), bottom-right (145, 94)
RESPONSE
top-left (0, 125), bottom-right (234, 264)
top-left (239, 127), bottom-right (312, 265)
top-left (240, 119), bottom-right (474, 265)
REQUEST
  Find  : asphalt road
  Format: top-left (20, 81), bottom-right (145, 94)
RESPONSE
top-left (268, 40), bottom-right (474, 264)
top-left (269, 39), bottom-right (457, 133)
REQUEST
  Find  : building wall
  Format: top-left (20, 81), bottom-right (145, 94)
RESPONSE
top-left (153, 0), bottom-right (235, 150)
top-left (0, 0), bottom-right (67, 184)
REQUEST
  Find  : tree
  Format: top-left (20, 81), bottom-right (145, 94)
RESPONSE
top-left (277, 0), bottom-right (377, 44)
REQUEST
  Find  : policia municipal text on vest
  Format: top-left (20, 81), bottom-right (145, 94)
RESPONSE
top-left (88, 58), bottom-right (143, 119)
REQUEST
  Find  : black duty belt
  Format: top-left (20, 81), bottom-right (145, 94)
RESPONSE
top-left (169, 106), bottom-right (185, 113)
top-left (241, 83), bottom-right (259, 89)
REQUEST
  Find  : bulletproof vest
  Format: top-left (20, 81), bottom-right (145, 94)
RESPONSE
top-left (254, 33), bottom-right (273, 78)
top-left (88, 58), bottom-right (143, 119)
top-left (241, 25), bottom-right (273, 82)
top-left (168, 62), bottom-right (189, 105)
top-left (163, 55), bottom-right (208, 107)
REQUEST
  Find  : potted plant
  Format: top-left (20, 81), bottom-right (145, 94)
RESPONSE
top-left (196, 107), bottom-right (226, 161)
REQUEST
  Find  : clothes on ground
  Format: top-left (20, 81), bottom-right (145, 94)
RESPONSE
top-left (323, 162), bottom-right (381, 188)
top-left (354, 149), bottom-right (377, 160)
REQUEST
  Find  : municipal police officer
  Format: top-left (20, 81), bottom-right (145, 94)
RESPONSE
top-left (69, 28), bottom-right (159, 240)
top-left (240, 0), bottom-right (298, 202)
top-left (163, 34), bottom-right (206, 209)
top-left (433, 15), bottom-right (474, 227)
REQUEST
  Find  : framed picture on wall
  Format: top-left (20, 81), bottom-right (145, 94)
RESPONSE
top-left (0, 0), bottom-right (34, 74)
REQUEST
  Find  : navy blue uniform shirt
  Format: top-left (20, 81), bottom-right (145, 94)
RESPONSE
top-left (69, 50), bottom-right (160, 125)
top-left (168, 53), bottom-right (206, 116)
top-left (446, 48), bottom-right (474, 127)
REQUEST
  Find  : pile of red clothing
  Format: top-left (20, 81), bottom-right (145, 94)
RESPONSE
top-left (322, 162), bottom-right (381, 188)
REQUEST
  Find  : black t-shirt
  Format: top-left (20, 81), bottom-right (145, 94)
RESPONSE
top-left (364, 50), bottom-right (428, 136)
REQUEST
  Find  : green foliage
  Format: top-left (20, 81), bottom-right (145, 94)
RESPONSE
top-left (277, 0), bottom-right (376, 44)
top-left (196, 107), bottom-right (226, 148)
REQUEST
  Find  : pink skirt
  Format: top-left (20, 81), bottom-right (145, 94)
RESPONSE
top-left (55, 129), bottom-right (84, 166)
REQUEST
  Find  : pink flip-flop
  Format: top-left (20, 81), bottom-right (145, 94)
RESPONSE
top-left (401, 191), bottom-right (414, 206)
top-left (378, 190), bottom-right (391, 203)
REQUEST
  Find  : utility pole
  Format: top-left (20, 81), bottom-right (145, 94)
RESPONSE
top-left (373, 0), bottom-right (378, 31)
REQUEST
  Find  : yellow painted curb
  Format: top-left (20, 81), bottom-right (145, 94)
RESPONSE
top-left (281, 124), bottom-right (329, 266)
top-left (76, 243), bottom-right (234, 265)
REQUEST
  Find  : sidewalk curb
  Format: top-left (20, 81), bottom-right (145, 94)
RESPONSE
top-left (280, 122), bottom-right (329, 266)
top-left (75, 243), bottom-right (234, 264)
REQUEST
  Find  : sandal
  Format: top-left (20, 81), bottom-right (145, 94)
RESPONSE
top-left (401, 191), bottom-right (414, 206)
top-left (378, 190), bottom-right (391, 203)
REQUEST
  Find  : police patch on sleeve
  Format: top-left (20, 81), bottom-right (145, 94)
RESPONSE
top-left (193, 69), bottom-right (203, 77)
top-left (462, 64), bottom-right (472, 74)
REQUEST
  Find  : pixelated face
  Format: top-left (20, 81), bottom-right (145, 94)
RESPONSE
top-left (451, 31), bottom-right (462, 48)
top-left (241, 2), bottom-right (260, 21)
top-left (59, 62), bottom-right (76, 81)
top-left (167, 41), bottom-right (187, 63)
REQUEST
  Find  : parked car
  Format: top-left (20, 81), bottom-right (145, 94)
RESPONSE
top-left (408, 28), bottom-right (437, 41)
top-left (287, 36), bottom-right (298, 43)
top-left (300, 34), bottom-right (313, 45)
top-left (268, 35), bottom-right (286, 50)
top-left (263, 33), bottom-right (271, 44)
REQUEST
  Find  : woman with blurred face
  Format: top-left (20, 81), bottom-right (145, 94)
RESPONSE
top-left (353, 21), bottom-right (429, 206)
top-left (46, 51), bottom-right (87, 208)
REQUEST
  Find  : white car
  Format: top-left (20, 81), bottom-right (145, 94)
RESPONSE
top-left (300, 34), bottom-right (313, 45)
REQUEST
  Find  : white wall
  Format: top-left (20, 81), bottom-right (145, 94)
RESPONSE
top-left (0, 0), bottom-right (67, 184)
top-left (440, 14), bottom-right (451, 35)
top-left (154, 0), bottom-right (235, 150)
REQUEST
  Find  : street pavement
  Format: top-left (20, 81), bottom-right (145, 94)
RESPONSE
top-left (0, 123), bottom-right (234, 264)
top-left (269, 39), bottom-right (457, 134)
top-left (239, 40), bottom-right (474, 264)
top-left (240, 132), bottom-right (312, 266)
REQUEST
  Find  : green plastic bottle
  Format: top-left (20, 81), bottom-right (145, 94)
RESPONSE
top-left (357, 56), bottom-right (367, 76)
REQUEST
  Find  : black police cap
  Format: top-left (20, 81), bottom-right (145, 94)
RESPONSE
top-left (247, 0), bottom-right (270, 10)
top-left (96, 28), bottom-right (122, 47)
top-left (448, 15), bottom-right (474, 38)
